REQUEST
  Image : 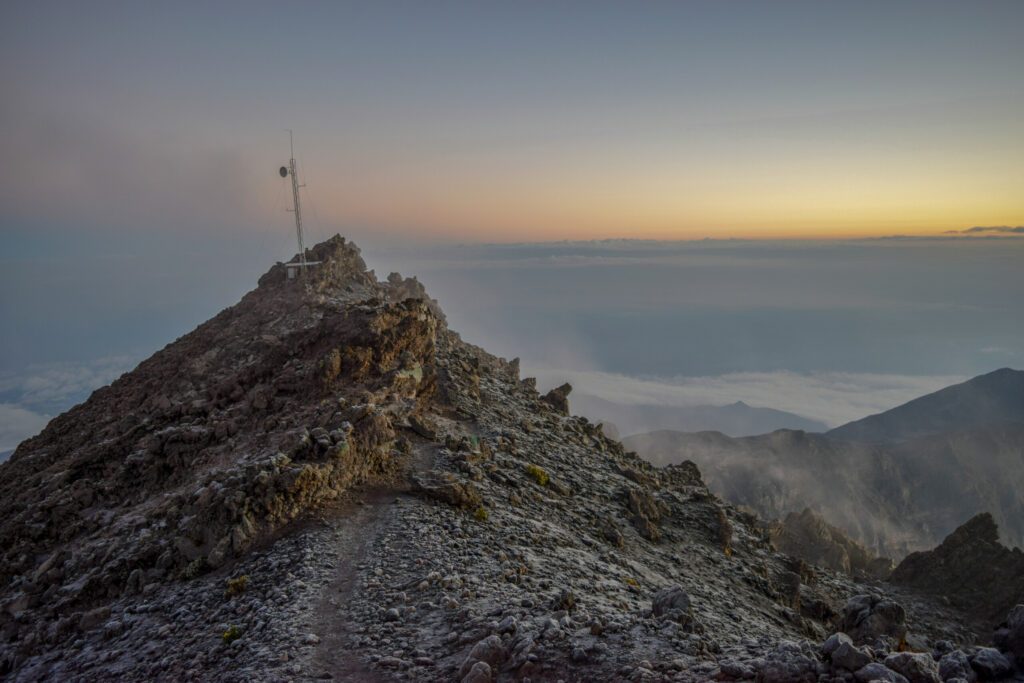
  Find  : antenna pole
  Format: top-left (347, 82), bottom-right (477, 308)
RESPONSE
top-left (286, 130), bottom-right (307, 270)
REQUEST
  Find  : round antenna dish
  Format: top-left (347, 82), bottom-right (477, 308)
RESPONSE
top-left (279, 166), bottom-right (288, 178)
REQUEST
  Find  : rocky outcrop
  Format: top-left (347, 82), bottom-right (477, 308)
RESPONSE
top-left (541, 382), bottom-right (572, 415)
top-left (0, 236), bottom-right (443, 651)
top-left (890, 513), bottom-right (1024, 628)
top-left (771, 507), bottom-right (894, 579)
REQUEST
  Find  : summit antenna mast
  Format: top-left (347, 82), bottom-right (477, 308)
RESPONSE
top-left (279, 130), bottom-right (307, 271)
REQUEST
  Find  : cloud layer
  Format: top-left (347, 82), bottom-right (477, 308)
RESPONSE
top-left (0, 356), bottom-right (138, 450)
top-left (532, 367), bottom-right (966, 427)
top-left (0, 404), bottom-right (50, 452)
top-left (944, 226), bottom-right (1024, 235)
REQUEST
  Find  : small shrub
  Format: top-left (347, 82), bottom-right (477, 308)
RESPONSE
top-left (473, 506), bottom-right (489, 522)
top-left (181, 557), bottom-right (206, 580)
top-left (624, 577), bottom-right (640, 588)
top-left (525, 464), bottom-right (549, 487)
top-left (225, 574), bottom-right (249, 598)
top-left (222, 625), bottom-right (243, 644)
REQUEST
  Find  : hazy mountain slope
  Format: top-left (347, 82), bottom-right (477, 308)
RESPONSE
top-left (769, 508), bottom-right (893, 579)
top-left (624, 422), bottom-right (1024, 558)
top-left (0, 235), bottom-right (989, 682)
top-left (572, 392), bottom-right (827, 438)
top-left (827, 367), bottom-right (1024, 443)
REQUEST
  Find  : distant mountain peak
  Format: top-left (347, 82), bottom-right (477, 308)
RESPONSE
top-left (827, 367), bottom-right (1024, 443)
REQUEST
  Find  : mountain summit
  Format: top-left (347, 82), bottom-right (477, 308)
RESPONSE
top-left (0, 236), bottom-right (1018, 681)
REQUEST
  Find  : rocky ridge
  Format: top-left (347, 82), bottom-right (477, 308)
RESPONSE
top-left (770, 508), bottom-right (894, 581)
top-left (622, 418), bottom-right (1024, 560)
top-left (0, 235), bottom-right (1019, 682)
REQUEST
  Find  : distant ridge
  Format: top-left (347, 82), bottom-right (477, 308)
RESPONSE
top-left (827, 367), bottom-right (1024, 443)
top-left (572, 392), bottom-right (827, 438)
top-left (625, 368), bottom-right (1024, 559)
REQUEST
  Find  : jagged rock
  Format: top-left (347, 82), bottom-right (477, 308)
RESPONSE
top-left (625, 487), bottom-right (664, 542)
top-left (409, 413), bottom-right (440, 440)
top-left (541, 383), bottom-right (572, 414)
top-left (890, 513), bottom-right (1024, 628)
top-left (884, 652), bottom-right (941, 683)
top-left (839, 594), bottom-right (908, 646)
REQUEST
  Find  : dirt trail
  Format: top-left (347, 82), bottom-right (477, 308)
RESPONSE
top-left (307, 439), bottom-right (438, 681)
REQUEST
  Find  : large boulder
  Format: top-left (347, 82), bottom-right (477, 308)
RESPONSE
top-left (937, 650), bottom-right (976, 682)
top-left (839, 594), bottom-right (907, 646)
top-left (884, 652), bottom-right (941, 683)
top-left (969, 648), bottom-right (1011, 681)
top-left (651, 585), bottom-right (692, 623)
top-left (832, 641), bottom-right (873, 672)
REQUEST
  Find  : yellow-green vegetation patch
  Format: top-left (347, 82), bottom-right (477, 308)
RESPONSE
top-left (473, 506), bottom-right (489, 522)
top-left (395, 363), bottom-right (423, 382)
top-left (222, 625), bottom-right (243, 644)
top-left (224, 574), bottom-right (249, 598)
top-left (525, 463), bottom-right (549, 487)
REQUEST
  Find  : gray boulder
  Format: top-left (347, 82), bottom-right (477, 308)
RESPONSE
top-left (938, 650), bottom-right (976, 682)
top-left (855, 662), bottom-right (911, 683)
top-left (823, 632), bottom-right (854, 658)
top-left (461, 661), bottom-right (492, 683)
top-left (652, 585), bottom-right (691, 622)
top-left (969, 648), bottom-right (1011, 681)
top-left (458, 635), bottom-right (507, 679)
top-left (840, 594), bottom-right (908, 645)
top-left (832, 641), bottom-right (873, 672)
top-left (759, 640), bottom-right (820, 683)
top-left (884, 652), bottom-right (940, 683)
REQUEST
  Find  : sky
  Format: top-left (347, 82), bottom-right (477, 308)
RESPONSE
top-left (2, 2), bottom-right (1023, 449)
top-left (2, 1), bottom-right (1023, 242)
